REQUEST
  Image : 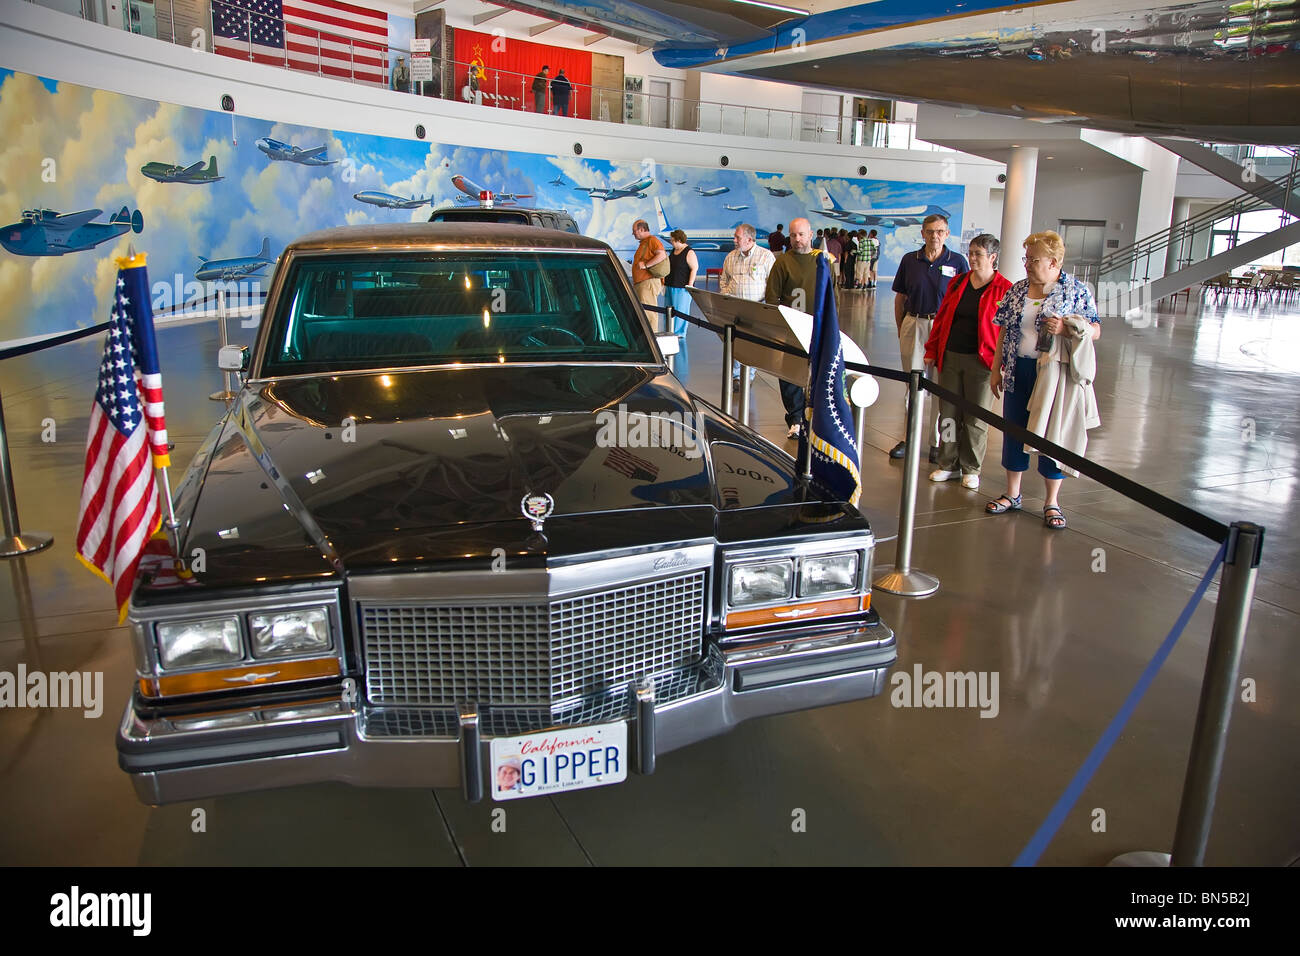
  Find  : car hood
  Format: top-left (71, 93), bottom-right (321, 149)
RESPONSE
top-left (170, 365), bottom-right (722, 586)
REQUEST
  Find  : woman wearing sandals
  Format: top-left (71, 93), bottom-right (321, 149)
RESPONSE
top-left (987, 231), bottom-right (1101, 529)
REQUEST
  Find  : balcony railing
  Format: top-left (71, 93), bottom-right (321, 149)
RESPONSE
top-left (45, 0), bottom-right (943, 152)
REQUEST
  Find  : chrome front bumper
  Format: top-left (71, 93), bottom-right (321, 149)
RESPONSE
top-left (118, 618), bottom-right (895, 805)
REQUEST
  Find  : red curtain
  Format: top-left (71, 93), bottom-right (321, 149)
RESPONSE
top-left (452, 29), bottom-right (592, 119)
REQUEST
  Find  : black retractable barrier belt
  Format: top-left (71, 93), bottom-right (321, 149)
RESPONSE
top-left (658, 303), bottom-right (1230, 544)
top-left (0, 321), bottom-right (111, 362)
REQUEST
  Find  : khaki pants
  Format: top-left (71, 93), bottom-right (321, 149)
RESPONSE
top-left (936, 351), bottom-right (995, 474)
top-left (635, 277), bottom-right (662, 305)
top-left (899, 313), bottom-right (940, 447)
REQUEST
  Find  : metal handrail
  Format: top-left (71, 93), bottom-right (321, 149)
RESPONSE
top-left (1099, 163), bottom-right (1300, 278)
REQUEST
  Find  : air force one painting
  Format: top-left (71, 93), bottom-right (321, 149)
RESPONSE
top-left (141, 155), bottom-right (224, 184)
top-left (255, 137), bottom-right (336, 165)
top-left (813, 185), bottom-right (949, 228)
top-left (1, 206), bottom-right (143, 256)
top-left (573, 174), bottom-right (654, 201)
top-left (194, 237), bottom-right (275, 281)
top-left (653, 198), bottom-right (768, 252)
top-left (353, 191), bottom-right (430, 209)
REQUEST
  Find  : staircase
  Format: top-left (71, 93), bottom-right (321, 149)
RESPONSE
top-left (1088, 145), bottom-right (1299, 315)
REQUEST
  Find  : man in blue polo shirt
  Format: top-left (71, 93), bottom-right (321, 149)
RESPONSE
top-left (889, 214), bottom-right (969, 461)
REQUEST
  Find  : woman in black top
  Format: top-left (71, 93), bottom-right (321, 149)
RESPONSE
top-left (665, 229), bottom-right (699, 337)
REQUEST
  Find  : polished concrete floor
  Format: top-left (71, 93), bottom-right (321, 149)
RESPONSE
top-left (0, 289), bottom-right (1295, 866)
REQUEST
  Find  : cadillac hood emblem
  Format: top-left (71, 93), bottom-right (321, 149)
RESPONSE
top-left (521, 493), bottom-right (555, 532)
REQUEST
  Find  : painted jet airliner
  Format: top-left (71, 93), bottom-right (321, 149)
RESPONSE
top-left (255, 138), bottom-right (336, 166)
top-left (813, 185), bottom-right (949, 227)
top-left (451, 174), bottom-right (533, 203)
top-left (353, 191), bottom-right (430, 209)
top-left (573, 174), bottom-right (653, 201)
top-left (764, 185), bottom-right (794, 197)
top-left (725, 203), bottom-right (749, 211)
top-left (141, 155), bottom-right (223, 184)
top-left (695, 185), bottom-right (730, 197)
top-left (653, 198), bottom-right (767, 252)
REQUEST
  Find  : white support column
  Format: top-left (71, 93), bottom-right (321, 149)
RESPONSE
top-left (999, 146), bottom-right (1039, 282)
top-left (1165, 196), bottom-right (1194, 277)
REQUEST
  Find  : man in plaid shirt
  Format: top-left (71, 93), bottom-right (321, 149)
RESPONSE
top-left (721, 223), bottom-right (775, 389)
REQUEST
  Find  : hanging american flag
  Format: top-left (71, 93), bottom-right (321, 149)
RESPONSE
top-left (799, 254), bottom-right (861, 508)
top-left (213, 0), bottom-right (390, 86)
top-left (76, 254), bottom-right (166, 623)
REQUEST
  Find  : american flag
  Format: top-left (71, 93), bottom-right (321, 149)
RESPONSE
top-left (76, 256), bottom-right (167, 623)
top-left (603, 447), bottom-right (658, 482)
top-left (213, 0), bottom-right (389, 86)
top-left (800, 254), bottom-right (861, 508)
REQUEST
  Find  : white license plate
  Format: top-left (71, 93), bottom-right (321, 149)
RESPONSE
top-left (489, 721), bottom-right (628, 801)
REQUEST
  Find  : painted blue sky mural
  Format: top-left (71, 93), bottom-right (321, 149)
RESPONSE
top-left (0, 68), bottom-right (963, 337)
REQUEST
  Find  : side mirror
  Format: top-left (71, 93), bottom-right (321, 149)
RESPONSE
top-left (656, 334), bottom-right (680, 357)
top-left (218, 344), bottom-right (248, 374)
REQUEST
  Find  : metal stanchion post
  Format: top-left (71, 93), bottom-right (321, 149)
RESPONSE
top-left (0, 384), bottom-right (53, 558)
top-left (721, 325), bottom-right (734, 416)
top-left (873, 371), bottom-right (939, 596)
top-left (1170, 522), bottom-right (1263, 866)
top-left (853, 403), bottom-right (866, 460)
top-left (209, 288), bottom-right (237, 403)
top-left (738, 366), bottom-right (752, 426)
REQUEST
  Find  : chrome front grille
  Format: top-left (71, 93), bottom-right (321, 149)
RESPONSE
top-left (361, 571), bottom-right (706, 709)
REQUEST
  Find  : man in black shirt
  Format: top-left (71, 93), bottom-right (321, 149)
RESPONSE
top-left (889, 214), bottom-right (968, 460)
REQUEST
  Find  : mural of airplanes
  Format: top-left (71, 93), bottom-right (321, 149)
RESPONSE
top-left (813, 185), bottom-right (950, 227)
top-left (255, 137), bottom-right (336, 165)
top-left (195, 237), bottom-right (275, 281)
top-left (695, 185), bottom-right (730, 197)
top-left (764, 185), bottom-right (794, 197)
top-left (353, 190), bottom-right (430, 209)
top-left (652, 198), bottom-right (767, 253)
top-left (451, 173), bottom-right (533, 203)
top-left (725, 203), bottom-right (749, 211)
top-left (573, 174), bottom-right (653, 201)
top-left (0, 206), bottom-right (143, 257)
top-left (141, 155), bottom-right (223, 184)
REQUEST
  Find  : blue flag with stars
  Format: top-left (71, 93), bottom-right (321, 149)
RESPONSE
top-left (799, 254), bottom-right (861, 507)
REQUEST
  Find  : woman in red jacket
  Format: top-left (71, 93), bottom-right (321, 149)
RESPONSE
top-left (923, 234), bottom-right (1011, 491)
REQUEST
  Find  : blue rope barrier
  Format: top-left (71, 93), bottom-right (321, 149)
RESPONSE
top-left (1011, 539), bottom-right (1229, 866)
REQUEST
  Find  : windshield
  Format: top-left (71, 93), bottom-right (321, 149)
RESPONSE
top-left (259, 251), bottom-right (656, 376)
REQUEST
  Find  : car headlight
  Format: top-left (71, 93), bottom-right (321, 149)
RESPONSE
top-left (729, 560), bottom-right (793, 607)
top-left (799, 552), bottom-right (859, 597)
top-left (156, 616), bottom-right (242, 669)
top-left (250, 607), bottom-right (331, 659)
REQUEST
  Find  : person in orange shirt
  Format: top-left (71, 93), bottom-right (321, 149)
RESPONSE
top-left (631, 218), bottom-right (668, 312)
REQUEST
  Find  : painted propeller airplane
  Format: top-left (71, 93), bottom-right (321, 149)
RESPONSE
top-left (255, 137), bottom-right (336, 165)
top-left (763, 185), bottom-right (794, 197)
top-left (0, 206), bottom-right (143, 257)
top-left (194, 237), bottom-right (275, 282)
top-left (573, 174), bottom-right (653, 201)
top-left (451, 173), bottom-right (533, 203)
top-left (813, 185), bottom-right (950, 228)
top-left (695, 185), bottom-right (730, 197)
top-left (141, 155), bottom-right (223, 184)
top-left (353, 190), bottom-right (430, 209)
top-left (653, 198), bottom-right (767, 253)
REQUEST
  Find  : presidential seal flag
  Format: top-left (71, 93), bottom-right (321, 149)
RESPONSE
top-left (75, 253), bottom-right (166, 622)
top-left (800, 253), bottom-right (861, 507)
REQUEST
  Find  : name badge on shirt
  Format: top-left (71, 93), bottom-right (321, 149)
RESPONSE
top-left (941, 265), bottom-right (957, 277)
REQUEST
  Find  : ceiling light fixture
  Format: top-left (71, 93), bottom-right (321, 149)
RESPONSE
top-left (730, 0), bottom-right (812, 16)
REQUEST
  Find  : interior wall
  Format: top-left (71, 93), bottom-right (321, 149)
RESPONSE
top-left (1030, 169), bottom-right (1143, 260)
